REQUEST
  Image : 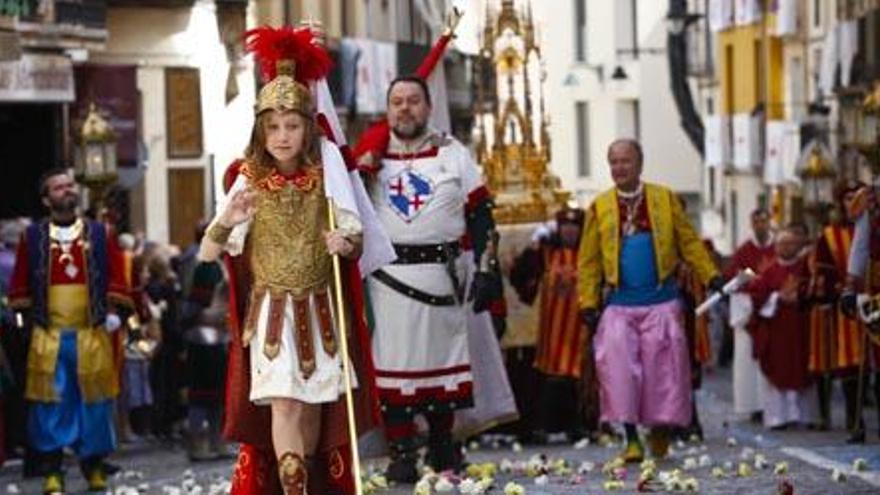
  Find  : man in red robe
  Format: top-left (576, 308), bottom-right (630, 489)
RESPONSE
top-left (726, 209), bottom-right (776, 276)
top-left (747, 228), bottom-right (815, 430)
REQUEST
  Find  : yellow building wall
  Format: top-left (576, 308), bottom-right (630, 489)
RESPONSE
top-left (717, 19), bottom-right (785, 120)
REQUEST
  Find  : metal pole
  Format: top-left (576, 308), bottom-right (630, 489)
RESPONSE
top-left (852, 325), bottom-right (869, 440)
top-left (208, 153), bottom-right (216, 217)
top-left (326, 198), bottom-right (364, 495)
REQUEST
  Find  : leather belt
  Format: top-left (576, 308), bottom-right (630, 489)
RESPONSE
top-left (372, 269), bottom-right (457, 306)
top-left (392, 241), bottom-right (460, 265)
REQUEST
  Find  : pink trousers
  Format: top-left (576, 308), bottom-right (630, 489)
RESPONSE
top-left (594, 299), bottom-right (692, 426)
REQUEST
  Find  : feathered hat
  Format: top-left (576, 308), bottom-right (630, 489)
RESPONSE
top-left (244, 26), bottom-right (333, 116)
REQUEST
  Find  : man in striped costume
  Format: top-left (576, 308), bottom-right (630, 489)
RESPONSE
top-left (842, 184), bottom-right (880, 442)
top-left (531, 207), bottom-right (595, 441)
top-left (808, 181), bottom-right (867, 440)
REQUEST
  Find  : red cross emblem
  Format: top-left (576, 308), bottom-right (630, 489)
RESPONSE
top-left (386, 170), bottom-right (435, 223)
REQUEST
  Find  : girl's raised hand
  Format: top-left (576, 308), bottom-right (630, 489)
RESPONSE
top-left (220, 188), bottom-right (257, 227)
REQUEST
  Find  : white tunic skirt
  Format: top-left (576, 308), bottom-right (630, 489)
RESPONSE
top-left (368, 257), bottom-right (473, 412)
top-left (365, 133), bottom-right (486, 413)
top-left (248, 288), bottom-right (356, 405)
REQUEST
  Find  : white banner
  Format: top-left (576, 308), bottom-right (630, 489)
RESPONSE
top-left (735, 0), bottom-right (762, 26)
top-left (0, 53), bottom-right (74, 102)
top-left (775, 0), bottom-right (800, 37)
top-left (426, 59), bottom-right (450, 133)
top-left (704, 114), bottom-right (730, 168)
top-left (780, 122), bottom-right (801, 184)
top-left (763, 121), bottom-right (800, 185)
top-left (709, 0), bottom-right (734, 32)
top-left (840, 20), bottom-right (858, 87)
top-left (763, 121), bottom-right (785, 185)
top-left (818, 26), bottom-right (838, 94)
top-left (353, 38), bottom-right (397, 115)
top-left (732, 112), bottom-right (761, 171)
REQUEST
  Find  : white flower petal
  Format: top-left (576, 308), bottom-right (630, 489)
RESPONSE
top-left (574, 438), bottom-right (590, 450)
top-left (853, 458), bottom-right (868, 472)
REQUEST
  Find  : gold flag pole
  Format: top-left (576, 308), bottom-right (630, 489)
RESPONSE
top-left (327, 198), bottom-right (364, 495)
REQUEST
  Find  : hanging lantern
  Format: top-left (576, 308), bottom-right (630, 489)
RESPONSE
top-left (73, 102), bottom-right (118, 212)
top-left (798, 144), bottom-right (836, 209)
top-left (862, 82), bottom-right (880, 149)
top-left (74, 102), bottom-right (118, 182)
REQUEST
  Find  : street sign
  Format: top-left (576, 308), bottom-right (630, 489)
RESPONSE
top-left (0, 53), bottom-right (74, 102)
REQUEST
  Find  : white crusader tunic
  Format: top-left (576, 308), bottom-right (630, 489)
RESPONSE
top-left (367, 131), bottom-right (482, 408)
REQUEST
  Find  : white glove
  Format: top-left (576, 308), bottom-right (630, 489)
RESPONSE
top-left (105, 313), bottom-right (122, 333)
top-left (759, 292), bottom-right (779, 319)
top-left (147, 300), bottom-right (167, 321)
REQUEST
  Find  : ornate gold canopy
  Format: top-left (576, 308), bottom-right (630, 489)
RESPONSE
top-left (476, 0), bottom-right (569, 225)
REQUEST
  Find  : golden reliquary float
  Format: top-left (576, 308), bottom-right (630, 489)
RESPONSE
top-left (474, 0), bottom-right (571, 350)
top-left (475, 0), bottom-right (569, 226)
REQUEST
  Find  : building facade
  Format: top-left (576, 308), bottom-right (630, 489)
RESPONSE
top-left (533, 0), bottom-right (705, 217)
top-left (1, 0), bottom-right (477, 248)
top-left (94, 0), bottom-right (254, 247)
top-left (694, 0), bottom-right (880, 253)
top-left (0, 0), bottom-right (105, 220)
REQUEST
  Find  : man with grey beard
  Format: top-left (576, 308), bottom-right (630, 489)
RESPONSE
top-left (7, 168), bottom-right (132, 494)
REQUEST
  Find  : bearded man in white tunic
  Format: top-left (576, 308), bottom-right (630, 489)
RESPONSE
top-left (365, 76), bottom-right (500, 482)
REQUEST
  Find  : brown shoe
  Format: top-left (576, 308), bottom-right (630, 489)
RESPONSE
top-left (648, 428), bottom-right (670, 459)
top-left (621, 441), bottom-right (645, 463)
top-left (187, 431), bottom-right (216, 462)
top-left (278, 452), bottom-right (308, 495)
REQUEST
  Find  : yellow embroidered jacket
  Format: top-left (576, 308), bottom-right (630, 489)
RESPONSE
top-left (577, 182), bottom-right (718, 311)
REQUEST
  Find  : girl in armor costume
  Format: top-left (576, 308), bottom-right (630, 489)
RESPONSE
top-left (198, 27), bottom-right (363, 494)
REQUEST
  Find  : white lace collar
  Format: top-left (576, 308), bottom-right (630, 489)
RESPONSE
top-left (616, 182), bottom-right (644, 200)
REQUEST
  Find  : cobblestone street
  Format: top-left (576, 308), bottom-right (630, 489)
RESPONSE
top-left (1, 368), bottom-right (877, 494)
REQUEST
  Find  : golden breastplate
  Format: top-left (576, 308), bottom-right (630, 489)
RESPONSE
top-left (249, 184), bottom-right (331, 294)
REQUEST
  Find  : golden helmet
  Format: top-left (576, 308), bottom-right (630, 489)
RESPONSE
top-left (244, 26), bottom-right (332, 116)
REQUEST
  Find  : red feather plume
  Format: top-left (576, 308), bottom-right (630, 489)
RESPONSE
top-left (244, 26), bottom-right (333, 84)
